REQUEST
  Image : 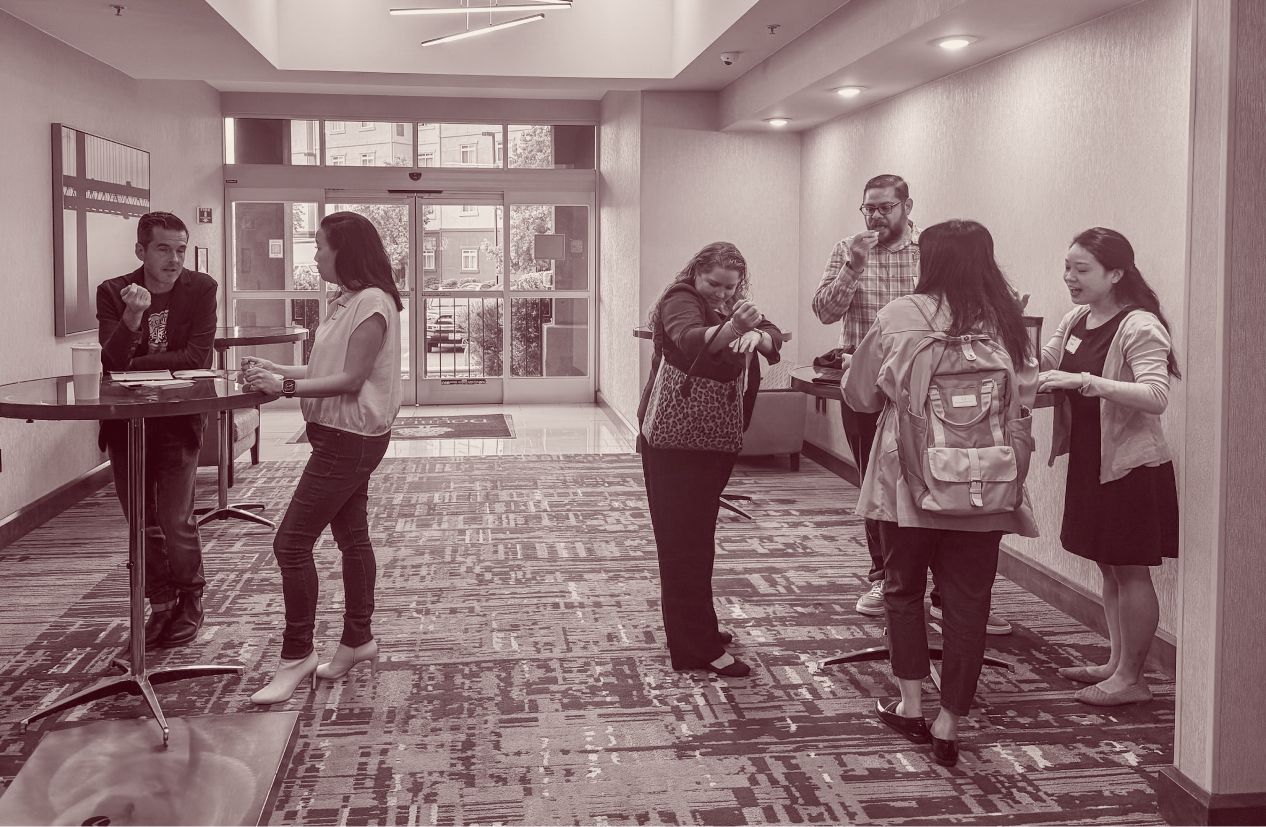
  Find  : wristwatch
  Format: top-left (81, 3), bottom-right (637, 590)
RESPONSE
top-left (281, 378), bottom-right (297, 398)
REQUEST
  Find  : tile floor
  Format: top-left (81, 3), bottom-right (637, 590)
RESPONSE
top-left (257, 402), bottom-right (638, 461)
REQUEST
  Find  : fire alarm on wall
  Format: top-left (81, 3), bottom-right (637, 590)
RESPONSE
top-left (197, 207), bottom-right (213, 223)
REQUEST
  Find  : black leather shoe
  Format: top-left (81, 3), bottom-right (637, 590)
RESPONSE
top-left (160, 592), bottom-right (203, 648)
top-left (140, 608), bottom-right (173, 649)
top-left (931, 735), bottom-right (959, 767)
top-left (876, 700), bottom-right (931, 744)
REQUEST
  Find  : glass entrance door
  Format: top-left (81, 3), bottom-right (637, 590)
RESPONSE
top-left (227, 191), bottom-right (592, 407)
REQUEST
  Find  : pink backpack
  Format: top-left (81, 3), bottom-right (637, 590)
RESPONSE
top-left (895, 299), bottom-right (1035, 515)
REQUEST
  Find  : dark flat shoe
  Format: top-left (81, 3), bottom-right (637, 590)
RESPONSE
top-left (675, 657), bottom-right (751, 677)
top-left (719, 631), bottom-right (734, 646)
top-left (875, 700), bottom-right (931, 744)
top-left (931, 735), bottom-right (959, 766)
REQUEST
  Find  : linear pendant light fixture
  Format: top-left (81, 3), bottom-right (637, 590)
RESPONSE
top-left (418, 12), bottom-right (544, 45)
top-left (391, 1), bottom-right (570, 15)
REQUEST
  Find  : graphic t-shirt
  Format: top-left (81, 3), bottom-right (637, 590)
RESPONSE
top-left (145, 290), bottom-right (173, 355)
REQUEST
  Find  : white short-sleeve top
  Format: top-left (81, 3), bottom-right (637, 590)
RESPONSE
top-left (301, 287), bottom-right (401, 436)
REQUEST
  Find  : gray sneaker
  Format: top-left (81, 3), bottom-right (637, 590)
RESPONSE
top-left (855, 580), bottom-right (886, 616)
top-left (928, 604), bottom-right (1013, 635)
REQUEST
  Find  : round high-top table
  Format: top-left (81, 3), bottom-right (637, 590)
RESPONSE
top-left (195, 326), bottom-right (308, 528)
top-left (0, 374), bottom-right (273, 746)
top-left (788, 364), bottom-right (1054, 683)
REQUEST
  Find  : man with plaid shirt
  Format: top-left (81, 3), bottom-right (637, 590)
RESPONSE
top-left (812, 175), bottom-right (1014, 635)
top-left (812, 174), bottom-right (920, 618)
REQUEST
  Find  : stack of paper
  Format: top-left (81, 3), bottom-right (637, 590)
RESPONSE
top-left (108, 370), bottom-right (174, 382)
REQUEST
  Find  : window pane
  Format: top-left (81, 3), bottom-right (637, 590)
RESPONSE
top-left (421, 204), bottom-right (503, 290)
top-left (324, 122), bottom-right (411, 166)
top-left (232, 202), bottom-right (287, 291)
top-left (424, 297), bottom-right (502, 378)
top-left (509, 204), bottom-right (588, 291)
top-left (508, 124), bottom-right (595, 170)
top-left (418, 123), bottom-right (503, 168)
top-left (511, 297), bottom-right (588, 377)
top-left (290, 203), bottom-right (320, 291)
top-left (227, 117), bottom-right (287, 164)
top-left (326, 202), bottom-right (410, 289)
top-left (232, 298), bottom-right (304, 365)
top-left (290, 120), bottom-right (320, 165)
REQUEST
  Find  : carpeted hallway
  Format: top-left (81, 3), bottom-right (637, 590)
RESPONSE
top-left (0, 454), bottom-right (1172, 824)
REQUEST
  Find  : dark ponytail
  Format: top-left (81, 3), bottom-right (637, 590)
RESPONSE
top-left (1071, 227), bottom-right (1181, 378)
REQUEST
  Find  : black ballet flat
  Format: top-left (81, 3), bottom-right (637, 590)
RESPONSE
top-left (875, 700), bottom-right (931, 744)
top-left (675, 657), bottom-right (751, 677)
top-left (930, 735), bottom-right (959, 767)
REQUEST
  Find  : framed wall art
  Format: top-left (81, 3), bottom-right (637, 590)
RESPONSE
top-left (52, 124), bottom-right (150, 336)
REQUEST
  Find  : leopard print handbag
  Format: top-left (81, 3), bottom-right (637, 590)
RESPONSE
top-left (642, 323), bottom-right (751, 453)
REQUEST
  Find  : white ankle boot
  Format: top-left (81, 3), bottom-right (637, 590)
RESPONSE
top-left (250, 651), bottom-right (318, 705)
top-left (316, 639), bottom-right (379, 680)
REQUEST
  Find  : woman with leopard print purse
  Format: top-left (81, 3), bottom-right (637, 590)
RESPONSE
top-left (637, 241), bottom-right (784, 678)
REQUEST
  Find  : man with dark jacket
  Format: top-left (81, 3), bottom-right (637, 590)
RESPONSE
top-left (97, 211), bottom-right (217, 649)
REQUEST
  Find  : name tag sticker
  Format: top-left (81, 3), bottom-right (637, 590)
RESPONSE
top-left (1065, 336), bottom-right (1082, 354)
top-left (951, 394), bottom-right (977, 408)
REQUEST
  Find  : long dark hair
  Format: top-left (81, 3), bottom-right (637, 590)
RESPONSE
top-left (915, 220), bottom-right (1030, 366)
top-left (647, 241), bottom-right (749, 331)
top-left (320, 211), bottom-right (404, 311)
top-left (1071, 227), bottom-right (1180, 377)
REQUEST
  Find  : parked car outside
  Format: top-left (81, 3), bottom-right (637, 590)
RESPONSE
top-left (426, 313), bottom-right (465, 352)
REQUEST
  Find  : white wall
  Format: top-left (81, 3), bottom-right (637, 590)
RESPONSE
top-left (797, 0), bottom-right (1192, 633)
top-left (597, 91), bottom-right (802, 425)
top-left (598, 91), bottom-right (643, 423)
top-left (0, 11), bottom-right (224, 521)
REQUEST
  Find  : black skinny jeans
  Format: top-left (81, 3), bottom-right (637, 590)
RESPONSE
top-left (839, 403), bottom-right (885, 582)
top-left (878, 521), bottom-right (1002, 716)
top-left (640, 435), bottom-right (737, 669)
top-left (274, 422), bottom-right (390, 660)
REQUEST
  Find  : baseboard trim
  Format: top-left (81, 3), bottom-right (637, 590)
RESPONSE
top-left (805, 440), bottom-right (1175, 677)
top-left (997, 540), bottom-right (1176, 676)
top-left (1157, 766), bottom-right (1266, 825)
top-left (595, 390), bottom-right (637, 441)
top-left (0, 462), bottom-right (112, 552)
top-left (801, 441), bottom-right (859, 488)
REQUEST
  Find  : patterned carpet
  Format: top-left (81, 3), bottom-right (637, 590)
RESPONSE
top-left (0, 454), bottom-right (1172, 825)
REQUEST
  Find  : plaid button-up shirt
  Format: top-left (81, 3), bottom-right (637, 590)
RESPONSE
top-left (812, 222), bottom-right (921, 353)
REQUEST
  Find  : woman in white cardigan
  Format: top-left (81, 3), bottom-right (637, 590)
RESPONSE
top-left (1038, 227), bottom-right (1180, 707)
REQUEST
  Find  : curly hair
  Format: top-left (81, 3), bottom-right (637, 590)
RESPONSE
top-left (647, 241), bottom-right (749, 331)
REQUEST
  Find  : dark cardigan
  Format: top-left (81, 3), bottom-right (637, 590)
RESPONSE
top-left (637, 282), bottom-right (784, 428)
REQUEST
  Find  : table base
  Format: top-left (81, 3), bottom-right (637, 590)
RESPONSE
top-left (821, 643), bottom-right (1013, 692)
top-left (21, 663), bottom-right (243, 747)
top-left (719, 493), bottom-right (752, 519)
top-left (197, 502), bottom-right (275, 528)
top-left (0, 711), bottom-right (298, 826)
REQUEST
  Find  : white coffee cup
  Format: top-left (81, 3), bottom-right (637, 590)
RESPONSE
top-left (70, 342), bottom-right (102, 401)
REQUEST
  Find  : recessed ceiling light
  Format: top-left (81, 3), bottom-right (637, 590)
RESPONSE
top-left (933, 35), bottom-right (977, 51)
top-left (835, 86), bottom-right (864, 98)
top-left (766, 118), bottom-right (790, 128)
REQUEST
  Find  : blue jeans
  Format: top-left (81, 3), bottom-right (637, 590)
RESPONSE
top-left (106, 426), bottom-right (206, 607)
top-left (274, 423), bottom-right (390, 660)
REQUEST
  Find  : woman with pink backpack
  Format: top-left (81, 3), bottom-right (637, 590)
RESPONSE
top-left (843, 219), bottom-right (1037, 766)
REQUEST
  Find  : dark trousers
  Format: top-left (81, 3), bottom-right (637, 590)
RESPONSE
top-left (839, 403), bottom-right (884, 582)
top-left (274, 423), bottom-right (390, 660)
top-left (639, 435), bottom-right (737, 668)
top-left (106, 428), bottom-right (205, 607)
top-left (878, 521), bottom-right (1001, 716)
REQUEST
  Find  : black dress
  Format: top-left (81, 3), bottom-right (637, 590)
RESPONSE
top-left (1058, 310), bottom-right (1179, 566)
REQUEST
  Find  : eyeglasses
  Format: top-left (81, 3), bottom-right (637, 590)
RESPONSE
top-left (858, 202), bottom-right (903, 216)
